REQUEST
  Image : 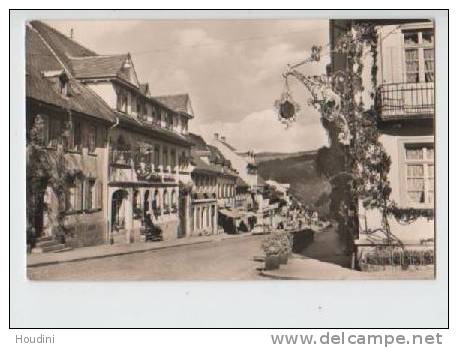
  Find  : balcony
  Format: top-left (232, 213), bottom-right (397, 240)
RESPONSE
top-left (376, 82), bottom-right (434, 121)
top-left (109, 150), bottom-right (180, 184)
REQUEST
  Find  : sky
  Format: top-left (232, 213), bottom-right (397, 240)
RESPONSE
top-left (47, 19), bottom-right (330, 153)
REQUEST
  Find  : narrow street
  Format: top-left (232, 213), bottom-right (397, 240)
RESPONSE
top-left (28, 235), bottom-right (266, 281)
top-left (300, 225), bottom-right (351, 268)
top-left (28, 227), bottom-right (433, 281)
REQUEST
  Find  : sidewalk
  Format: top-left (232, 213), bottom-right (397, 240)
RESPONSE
top-left (27, 233), bottom-right (251, 268)
top-left (260, 255), bottom-right (434, 280)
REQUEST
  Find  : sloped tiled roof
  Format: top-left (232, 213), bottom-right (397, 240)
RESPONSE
top-left (187, 133), bottom-right (208, 150)
top-left (70, 54), bottom-right (128, 79)
top-left (154, 94), bottom-right (193, 117)
top-left (191, 152), bottom-right (223, 175)
top-left (26, 25), bottom-right (116, 123)
top-left (115, 112), bottom-right (192, 146)
top-left (29, 21), bottom-right (97, 73)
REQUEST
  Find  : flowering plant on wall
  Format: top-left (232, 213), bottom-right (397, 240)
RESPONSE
top-left (277, 24), bottom-right (432, 245)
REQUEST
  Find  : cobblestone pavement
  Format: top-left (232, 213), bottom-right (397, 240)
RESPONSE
top-left (27, 235), bottom-right (266, 280)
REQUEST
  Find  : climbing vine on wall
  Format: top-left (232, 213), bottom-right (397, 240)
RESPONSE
top-left (277, 23), bottom-right (432, 245)
top-left (26, 113), bottom-right (73, 248)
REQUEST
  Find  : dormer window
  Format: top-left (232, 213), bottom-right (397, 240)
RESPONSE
top-left (59, 74), bottom-right (69, 96)
top-left (42, 70), bottom-right (70, 97)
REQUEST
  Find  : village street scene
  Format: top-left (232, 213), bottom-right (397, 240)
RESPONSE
top-left (26, 19), bottom-right (435, 280)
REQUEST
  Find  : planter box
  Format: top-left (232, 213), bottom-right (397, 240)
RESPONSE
top-left (278, 253), bottom-right (288, 265)
top-left (265, 254), bottom-right (280, 270)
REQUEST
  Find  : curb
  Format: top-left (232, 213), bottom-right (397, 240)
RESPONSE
top-left (27, 233), bottom-right (256, 268)
top-left (258, 270), bottom-right (305, 280)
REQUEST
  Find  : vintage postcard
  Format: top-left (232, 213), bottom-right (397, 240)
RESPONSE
top-left (25, 19), bottom-right (435, 280)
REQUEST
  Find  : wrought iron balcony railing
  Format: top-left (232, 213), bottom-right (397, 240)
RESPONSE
top-left (376, 82), bottom-right (434, 121)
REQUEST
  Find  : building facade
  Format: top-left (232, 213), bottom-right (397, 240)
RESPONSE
top-left (329, 20), bottom-right (435, 258)
top-left (187, 134), bottom-right (238, 235)
top-left (26, 22), bottom-right (117, 251)
top-left (30, 21), bottom-right (195, 246)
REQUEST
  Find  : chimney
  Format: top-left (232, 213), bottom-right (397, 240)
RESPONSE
top-left (214, 133), bottom-right (219, 140)
top-left (70, 28), bottom-right (74, 39)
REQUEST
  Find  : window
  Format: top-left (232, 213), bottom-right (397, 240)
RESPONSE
top-left (96, 181), bottom-right (103, 210)
top-left (163, 146), bottom-right (169, 168)
top-left (152, 107), bottom-right (160, 126)
top-left (152, 190), bottom-right (159, 210)
top-left (85, 179), bottom-right (96, 211)
top-left (72, 119), bottom-right (82, 152)
top-left (65, 181), bottom-right (76, 212)
top-left (424, 48), bottom-right (434, 82)
top-left (405, 143), bottom-right (434, 205)
top-left (154, 145), bottom-right (160, 168)
top-left (87, 124), bottom-right (97, 153)
top-left (137, 100), bottom-right (142, 116)
top-left (47, 117), bottom-right (62, 149)
top-left (165, 113), bottom-right (173, 130)
top-left (403, 29), bottom-right (434, 83)
top-left (171, 190), bottom-right (177, 211)
top-left (59, 78), bottom-right (68, 96)
top-left (183, 119), bottom-right (188, 134)
top-left (405, 49), bottom-right (419, 83)
top-left (66, 177), bottom-right (84, 212)
top-left (117, 90), bottom-right (128, 113)
top-left (170, 148), bottom-right (176, 169)
top-left (179, 151), bottom-right (187, 168)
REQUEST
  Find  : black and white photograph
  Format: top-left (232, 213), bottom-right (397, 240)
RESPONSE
top-left (23, 17), bottom-right (437, 281)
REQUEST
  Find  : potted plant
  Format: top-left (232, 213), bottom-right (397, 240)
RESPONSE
top-left (276, 230), bottom-right (292, 265)
top-left (261, 234), bottom-right (282, 270)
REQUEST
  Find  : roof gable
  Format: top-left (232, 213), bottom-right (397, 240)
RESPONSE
top-left (69, 53), bottom-right (139, 87)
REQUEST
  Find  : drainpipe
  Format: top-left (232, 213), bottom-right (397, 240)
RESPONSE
top-left (106, 116), bottom-right (120, 244)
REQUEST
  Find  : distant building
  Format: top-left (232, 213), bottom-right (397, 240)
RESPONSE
top-left (265, 179), bottom-right (292, 207)
top-left (187, 133), bottom-right (239, 235)
top-left (209, 133), bottom-right (259, 191)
